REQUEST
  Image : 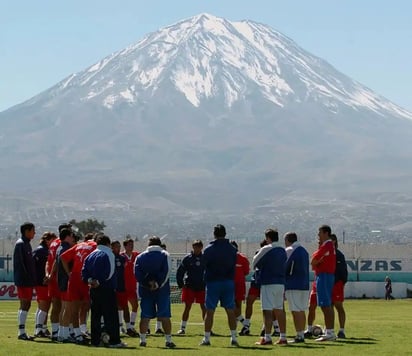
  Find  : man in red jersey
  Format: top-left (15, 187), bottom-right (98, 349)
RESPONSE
top-left (121, 238), bottom-right (139, 334)
top-left (60, 232), bottom-right (97, 343)
top-left (311, 225), bottom-right (336, 342)
top-left (44, 224), bottom-right (71, 340)
top-left (230, 241), bottom-right (250, 330)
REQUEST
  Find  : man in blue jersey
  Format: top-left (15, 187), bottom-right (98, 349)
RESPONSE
top-left (200, 224), bottom-right (239, 347)
top-left (82, 235), bottom-right (126, 348)
top-left (284, 232), bottom-right (309, 343)
top-left (253, 228), bottom-right (287, 345)
top-left (13, 222), bottom-right (37, 341)
top-left (176, 240), bottom-right (206, 334)
top-left (134, 236), bottom-right (176, 348)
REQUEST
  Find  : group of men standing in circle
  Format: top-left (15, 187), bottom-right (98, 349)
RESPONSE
top-left (13, 221), bottom-right (347, 348)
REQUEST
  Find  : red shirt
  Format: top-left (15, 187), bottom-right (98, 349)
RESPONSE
top-left (234, 252), bottom-right (250, 284)
top-left (47, 239), bottom-right (61, 275)
top-left (121, 251), bottom-right (139, 288)
top-left (60, 240), bottom-right (97, 274)
top-left (312, 239), bottom-right (336, 274)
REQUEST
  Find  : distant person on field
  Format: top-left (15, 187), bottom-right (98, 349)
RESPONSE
top-left (284, 232), bottom-right (309, 343)
top-left (176, 240), bottom-right (206, 334)
top-left (200, 224), bottom-right (239, 347)
top-left (13, 222), bottom-right (37, 341)
top-left (311, 225), bottom-right (336, 342)
top-left (385, 276), bottom-right (393, 300)
top-left (330, 234), bottom-right (348, 338)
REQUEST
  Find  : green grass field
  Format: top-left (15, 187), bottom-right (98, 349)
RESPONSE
top-left (1, 299), bottom-right (411, 355)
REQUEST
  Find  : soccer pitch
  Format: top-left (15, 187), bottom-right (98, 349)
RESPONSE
top-left (0, 299), bottom-right (411, 355)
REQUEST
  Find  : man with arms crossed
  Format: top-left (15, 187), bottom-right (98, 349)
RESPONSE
top-left (311, 225), bottom-right (336, 341)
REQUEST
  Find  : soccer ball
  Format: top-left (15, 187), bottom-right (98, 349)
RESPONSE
top-left (101, 332), bottom-right (110, 344)
top-left (312, 325), bottom-right (323, 337)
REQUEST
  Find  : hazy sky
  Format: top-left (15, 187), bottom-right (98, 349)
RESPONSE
top-left (1, 0), bottom-right (411, 111)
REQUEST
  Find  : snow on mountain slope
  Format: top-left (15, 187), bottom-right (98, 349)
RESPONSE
top-left (20, 13), bottom-right (411, 121)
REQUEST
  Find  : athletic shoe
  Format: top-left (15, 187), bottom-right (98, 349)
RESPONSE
top-left (75, 335), bottom-right (89, 345)
top-left (165, 341), bottom-right (176, 348)
top-left (146, 328), bottom-right (151, 335)
top-left (255, 337), bottom-right (272, 345)
top-left (272, 330), bottom-right (280, 337)
top-left (275, 339), bottom-right (288, 345)
top-left (177, 329), bottom-right (185, 335)
top-left (230, 339), bottom-right (239, 347)
top-left (34, 330), bottom-right (47, 338)
top-left (315, 334), bottom-right (336, 342)
top-left (260, 328), bottom-right (265, 337)
top-left (140, 341), bottom-right (147, 347)
top-left (126, 328), bottom-right (139, 337)
top-left (290, 336), bottom-right (304, 343)
top-left (337, 331), bottom-right (346, 339)
top-left (239, 326), bottom-right (250, 336)
top-left (108, 341), bottom-right (127, 348)
top-left (43, 329), bottom-right (51, 337)
top-left (18, 333), bottom-right (34, 341)
top-left (155, 328), bottom-right (164, 334)
top-left (199, 339), bottom-right (211, 346)
top-left (303, 330), bottom-right (313, 338)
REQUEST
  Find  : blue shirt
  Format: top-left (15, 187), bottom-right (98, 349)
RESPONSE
top-left (202, 239), bottom-right (237, 282)
top-left (252, 242), bottom-right (286, 285)
top-left (82, 245), bottom-right (116, 289)
top-left (285, 242), bottom-right (309, 291)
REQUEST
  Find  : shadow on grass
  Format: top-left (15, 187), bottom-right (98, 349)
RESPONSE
top-left (335, 337), bottom-right (378, 345)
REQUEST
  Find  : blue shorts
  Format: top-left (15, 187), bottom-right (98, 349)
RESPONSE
top-left (205, 280), bottom-right (235, 310)
top-left (139, 285), bottom-right (171, 319)
top-left (316, 273), bottom-right (334, 307)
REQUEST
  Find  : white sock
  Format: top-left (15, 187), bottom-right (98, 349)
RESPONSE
top-left (156, 320), bottom-right (162, 330)
top-left (140, 333), bottom-right (146, 343)
top-left (280, 332), bottom-right (286, 340)
top-left (130, 312), bottom-right (137, 325)
top-left (80, 324), bottom-right (87, 333)
top-left (326, 328), bottom-right (335, 335)
top-left (244, 318), bottom-right (250, 327)
top-left (126, 322), bottom-right (131, 329)
top-left (52, 323), bottom-right (59, 334)
top-left (230, 330), bottom-right (237, 340)
top-left (204, 331), bottom-right (211, 341)
top-left (118, 311), bottom-right (124, 329)
top-left (307, 325), bottom-right (313, 332)
top-left (165, 334), bottom-right (172, 342)
top-left (180, 320), bottom-right (187, 329)
top-left (265, 333), bottom-right (272, 341)
top-left (18, 310), bottom-right (28, 335)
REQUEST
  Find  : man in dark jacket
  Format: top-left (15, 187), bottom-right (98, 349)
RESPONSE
top-left (82, 234), bottom-right (126, 348)
top-left (176, 240), bottom-right (206, 334)
top-left (200, 224), bottom-right (238, 347)
top-left (13, 222), bottom-right (36, 340)
top-left (330, 234), bottom-right (348, 339)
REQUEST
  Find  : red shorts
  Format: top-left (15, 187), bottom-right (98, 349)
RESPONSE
top-left (332, 280), bottom-right (345, 303)
top-left (116, 291), bottom-right (128, 308)
top-left (181, 287), bottom-right (205, 304)
top-left (35, 286), bottom-right (50, 301)
top-left (67, 274), bottom-right (90, 301)
top-left (17, 286), bottom-right (33, 300)
top-left (48, 278), bottom-right (61, 299)
top-left (247, 285), bottom-right (260, 298)
top-left (235, 282), bottom-right (246, 302)
top-left (126, 287), bottom-right (138, 301)
top-left (60, 291), bottom-right (70, 302)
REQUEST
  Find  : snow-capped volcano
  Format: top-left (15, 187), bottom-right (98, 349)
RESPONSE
top-left (1, 13), bottom-right (412, 209)
top-left (23, 12), bottom-right (411, 120)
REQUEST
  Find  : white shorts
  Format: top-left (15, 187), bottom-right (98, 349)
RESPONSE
top-left (260, 284), bottom-right (284, 310)
top-left (285, 290), bottom-right (309, 312)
